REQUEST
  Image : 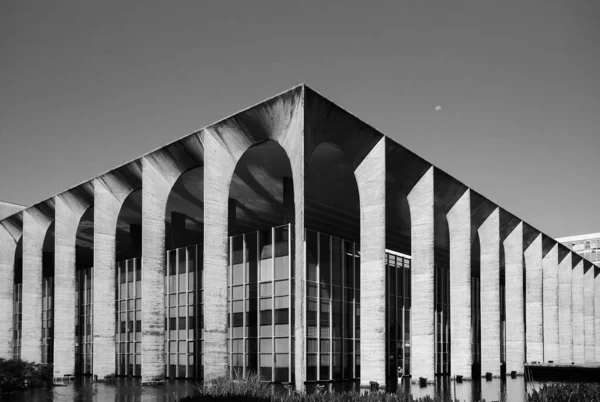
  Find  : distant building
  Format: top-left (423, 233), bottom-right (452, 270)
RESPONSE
top-left (557, 233), bottom-right (600, 265)
top-left (1, 85), bottom-right (599, 390)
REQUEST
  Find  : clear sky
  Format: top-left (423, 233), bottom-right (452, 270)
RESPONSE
top-left (1, 1), bottom-right (599, 238)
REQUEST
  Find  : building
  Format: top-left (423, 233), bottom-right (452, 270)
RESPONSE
top-left (1, 85), bottom-right (599, 391)
top-left (558, 233), bottom-right (600, 266)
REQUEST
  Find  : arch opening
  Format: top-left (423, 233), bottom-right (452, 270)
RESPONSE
top-left (75, 207), bottom-right (94, 375)
top-left (164, 165), bottom-right (204, 380)
top-left (12, 238), bottom-right (23, 360)
top-left (115, 189), bottom-right (142, 377)
top-left (227, 140), bottom-right (295, 383)
top-left (42, 222), bottom-right (55, 365)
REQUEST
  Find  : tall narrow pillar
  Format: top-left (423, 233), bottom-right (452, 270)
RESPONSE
top-left (504, 222), bottom-right (524, 375)
top-left (572, 258), bottom-right (584, 364)
top-left (595, 267), bottom-right (600, 363)
top-left (93, 164), bottom-right (141, 378)
top-left (558, 250), bottom-right (572, 363)
top-left (407, 167), bottom-right (435, 382)
top-left (583, 262), bottom-right (595, 362)
top-left (54, 187), bottom-right (92, 377)
top-left (21, 204), bottom-right (54, 362)
top-left (447, 189), bottom-right (472, 379)
top-left (356, 137), bottom-right (386, 388)
top-left (478, 208), bottom-right (500, 376)
top-left (0, 218), bottom-right (22, 359)
top-left (524, 234), bottom-right (543, 363)
top-left (542, 243), bottom-right (559, 363)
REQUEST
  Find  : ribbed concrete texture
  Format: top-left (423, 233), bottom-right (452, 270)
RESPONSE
top-left (583, 262), bottom-right (595, 362)
top-left (204, 87), bottom-right (304, 384)
top-left (93, 163), bottom-right (141, 378)
top-left (0, 217), bottom-right (22, 359)
top-left (595, 267), bottom-right (600, 362)
top-left (356, 137), bottom-right (386, 388)
top-left (542, 244), bottom-right (559, 363)
top-left (447, 189), bottom-right (472, 379)
top-left (478, 208), bottom-right (500, 377)
top-left (407, 167), bottom-right (435, 383)
top-left (141, 136), bottom-right (204, 384)
top-left (572, 259), bottom-right (584, 364)
top-left (503, 222), bottom-right (524, 375)
top-left (54, 187), bottom-right (92, 377)
top-left (557, 251), bottom-right (573, 363)
top-left (524, 234), bottom-right (543, 363)
top-left (22, 204), bottom-right (54, 362)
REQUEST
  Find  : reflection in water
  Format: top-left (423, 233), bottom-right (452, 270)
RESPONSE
top-left (6, 377), bottom-right (199, 402)
top-left (4, 376), bottom-right (598, 402)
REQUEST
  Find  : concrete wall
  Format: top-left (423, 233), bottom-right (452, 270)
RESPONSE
top-left (558, 251), bottom-right (573, 363)
top-left (356, 137), bottom-right (386, 387)
top-left (572, 259), bottom-right (584, 364)
top-left (0, 218), bottom-right (22, 359)
top-left (21, 205), bottom-right (54, 363)
top-left (583, 263), bottom-right (595, 362)
top-left (542, 244), bottom-right (559, 363)
top-left (53, 187), bottom-right (92, 377)
top-left (504, 222), bottom-right (524, 375)
top-left (408, 167), bottom-right (435, 382)
top-left (447, 189), bottom-right (472, 379)
top-left (478, 208), bottom-right (500, 376)
top-left (524, 234), bottom-right (543, 363)
top-left (595, 267), bottom-right (600, 362)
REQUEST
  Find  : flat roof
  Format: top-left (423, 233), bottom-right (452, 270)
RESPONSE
top-left (556, 233), bottom-right (600, 243)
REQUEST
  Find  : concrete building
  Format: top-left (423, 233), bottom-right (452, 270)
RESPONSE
top-left (1, 85), bottom-right (599, 390)
top-left (558, 233), bottom-right (600, 265)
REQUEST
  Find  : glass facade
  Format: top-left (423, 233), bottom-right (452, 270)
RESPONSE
top-left (562, 236), bottom-right (600, 264)
top-left (12, 283), bottom-right (22, 360)
top-left (305, 229), bottom-right (360, 382)
top-left (471, 275), bottom-right (481, 376)
top-left (75, 267), bottom-right (94, 375)
top-left (165, 244), bottom-right (203, 379)
top-left (41, 276), bottom-right (54, 364)
top-left (385, 252), bottom-right (411, 380)
top-left (434, 264), bottom-right (450, 376)
top-left (116, 258), bottom-right (142, 376)
top-left (228, 225), bottom-right (293, 383)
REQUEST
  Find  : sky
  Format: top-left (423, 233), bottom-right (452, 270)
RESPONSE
top-left (1, 1), bottom-right (599, 238)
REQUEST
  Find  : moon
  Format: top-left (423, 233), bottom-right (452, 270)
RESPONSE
top-left (434, 105), bottom-right (442, 111)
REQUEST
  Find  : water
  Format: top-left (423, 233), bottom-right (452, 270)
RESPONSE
top-left (1, 376), bottom-right (595, 402)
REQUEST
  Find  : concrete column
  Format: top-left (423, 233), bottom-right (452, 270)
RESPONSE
top-left (583, 262), bottom-right (595, 362)
top-left (524, 234), bottom-right (543, 363)
top-left (21, 204), bottom-right (54, 362)
top-left (595, 267), bottom-right (600, 363)
top-left (542, 244), bottom-right (559, 362)
top-left (0, 218), bottom-right (22, 359)
top-left (54, 187), bottom-right (92, 377)
top-left (503, 222), bottom-right (524, 375)
top-left (356, 137), bottom-right (386, 388)
top-left (478, 208), bottom-right (500, 376)
top-left (447, 189), bottom-right (471, 379)
top-left (572, 258), bottom-right (584, 364)
top-left (407, 167), bottom-right (434, 382)
top-left (93, 166), bottom-right (140, 378)
top-left (558, 251), bottom-right (572, 363)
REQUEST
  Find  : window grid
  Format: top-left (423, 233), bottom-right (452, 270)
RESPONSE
top-left (228, 225), bottom-right (293, 383)
top-left (116, 258), bottom-right (141, 376)
top-left (434, 264), bottom-right (450, 375)
top-left (165, 244), bottom-right (203, 379)
top-left (305, 229), bottom-right (360, 382)
top-left (75, 267), bottom-right (94, 374)
top-left (385, 253), bottom-right (412, 380)
top-left (12, 283), bottom-right (22, 359)
top-left (41, 276), bottom-right (54, 364)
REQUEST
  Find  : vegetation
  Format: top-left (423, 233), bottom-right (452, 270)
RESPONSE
top-left (527, 383), bottom-right (600, 402)
top-left (0, 357), bottom-right (51, 393)
top-left (178, 373), bottom-right (486, 402)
